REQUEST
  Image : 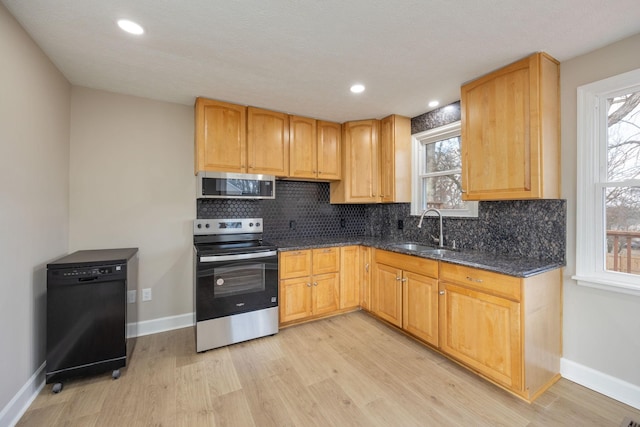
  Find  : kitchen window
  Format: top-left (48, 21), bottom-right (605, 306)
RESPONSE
top-left (574, 68), bottom-right (640, 295)
top-left (411, 121), bottom-right (478, 217)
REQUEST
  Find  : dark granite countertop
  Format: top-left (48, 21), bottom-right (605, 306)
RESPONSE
top-left (271, 237), bottom-right (563, 278)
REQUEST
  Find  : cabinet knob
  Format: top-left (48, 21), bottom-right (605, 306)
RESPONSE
top-left (396, 277), bottom-right (401, 281)
top-left (307, 282), bottom-right (312, 287)
top-left (313, 282), bottom-right (318, 286)
top-left (365, 263), bottom-right (369, 273)
top-left (466, 276), bottom-right (483, 283)
top-left (439, 290), bottom-right (445, 295)
top-left (401, 278), bottom-right (407, 282)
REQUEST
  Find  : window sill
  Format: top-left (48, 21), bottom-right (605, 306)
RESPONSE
top-left (572, 274), bottom-right (640, 297)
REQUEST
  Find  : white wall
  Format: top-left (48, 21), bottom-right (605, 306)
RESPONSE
top-left (0, 2), bottom-right (70, 422)
top-left (69, 87), bottom-right (195, 323)
top-left (561, 32), bottom-right (640, 403)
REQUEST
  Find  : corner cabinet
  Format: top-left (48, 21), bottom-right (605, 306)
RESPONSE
top-left (439, 262), bottom-right (561, 401)
top-left (330, 115), bottom-right (411, 204)
top-left (247, 107), bottom-right (289, 176)
top-left (330, 119), bottom-right (379, 203)
top-left (461, 52), bottom-right (560, 200)
top-left (194, 97), bottom-right (247, 174)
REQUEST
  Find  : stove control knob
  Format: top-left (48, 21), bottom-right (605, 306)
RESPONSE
top-left (256, 222), bottom-right (261, 227)
top-left (205, 223), bottom-right (210, 228)
top-left (197, 223), bottom-right (202, 229)
top-left (249, 222), bottom-right (254, 227)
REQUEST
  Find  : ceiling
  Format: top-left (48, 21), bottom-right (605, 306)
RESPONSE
top-left (3, 0), bottom-right (640, 122)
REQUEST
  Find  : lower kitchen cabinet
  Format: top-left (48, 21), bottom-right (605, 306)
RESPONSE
top-left (372, 262), bottom-right (403, 327)
top-left (402, 271), bottom-right (438, 347)
top-left (359, 246), bottom-right (372, 311)
top-left (340, 246), bottom-right (360, 309)
top-left (439, 262), bottom-right (561, 400)
top-left (373, 250), bottom-right (439, 341)
top-left (279, 248), bottom-right (340, 324)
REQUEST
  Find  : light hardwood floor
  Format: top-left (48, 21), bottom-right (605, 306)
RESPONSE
top-left (18, 311), bottom-right (640, 426)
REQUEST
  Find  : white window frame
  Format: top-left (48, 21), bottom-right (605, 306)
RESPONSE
top-left (411, 121), bottom-right (478, 217)
top-left (574, 67), bottom-right (640, 296)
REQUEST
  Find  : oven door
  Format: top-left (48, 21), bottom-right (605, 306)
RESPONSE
top-left (196, 250), bottom-right (278, 322)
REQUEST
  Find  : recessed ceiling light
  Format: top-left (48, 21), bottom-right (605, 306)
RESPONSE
top-left (428, 100), bottom-right (439, 108)
top-left (350, 84), bottom-right (365, 94)
top-left (117, 19), bottom-right (144, 35)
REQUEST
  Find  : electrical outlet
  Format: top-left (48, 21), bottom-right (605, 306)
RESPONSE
top-left (397, 220), bottom-right (404, 230)
top-left (127, 290), bottom-right (136, 303)
top-left (142, 288), bottom-right (152, 302)
top-left (289, 220), bottom-right (296, 229)
top-left (340, 218), bottom-right (346, 228)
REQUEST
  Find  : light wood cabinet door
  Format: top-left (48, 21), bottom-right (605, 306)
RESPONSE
top-left (439, 281), bottom-right (522, 391)
top-left (280, 277), bottom-right (312, 323)
top-left (279, 250), bottom-right (312, 280)
top-left (194, 98), bottom-right (246, 174)
top-left (312, 273), bottom-right (339, 316)
top-left (403, 271), bottom-right (438, 347)
top-left (379, 115), bottom-right (411, 203)
top-left (289, 115), bottom-right (317, 179)
top-left (312, 247), bottom-right (340, 275)
top-left (317, 121), bottom-right (341, 180)
top-left (330, 120), bottom-right (378, 203)
top-left (461, 52), bottom-right (559, 200)
top-left (373, 263), bottom-right (403, 327)
top-left (247, 107), bottom-right (289, 176)
top-left (339, 246), bottom-right (360, 309)
top-left (360, 246), bottom-right (372, 310)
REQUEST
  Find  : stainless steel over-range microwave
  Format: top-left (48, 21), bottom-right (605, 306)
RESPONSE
top-left (196, 171), bottom-right (275, 199)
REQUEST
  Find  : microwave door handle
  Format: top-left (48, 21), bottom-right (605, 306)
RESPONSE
top-left (199, 250), bottom-right (277, 263)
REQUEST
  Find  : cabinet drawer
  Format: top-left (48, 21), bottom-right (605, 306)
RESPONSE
top-left (375, 250), bottom-right (438, 278)
top-left (440, 262), bottom-right (521, 301)
top-left (312, 247), bottom-right (340, 274)
top-left (280, 250), bottom-right (312, 279)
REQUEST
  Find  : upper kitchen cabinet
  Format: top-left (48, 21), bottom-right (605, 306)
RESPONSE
top-left (461, 52), bottom-right (560, 200)
top-left (194, 97), bottom-right (247, 174)
top-left (379, 115), bottom-right (411, 203)
top-left (330, 119), bottom-right (379, 203)
top-left (316, 120), bottom-right (341, 180)
top-left (289, 117), bottom-right (341, 180)
top-left (247, 107), bottom-right (290, 177)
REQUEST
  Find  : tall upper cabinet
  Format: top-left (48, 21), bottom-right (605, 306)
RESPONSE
top-left (460, 52), bottom-right (560, 200)
top-left (330, 119), bottom-right (379, 203)
top-left (379, 114), bottom-right (411, 203)
top-left (194, 98), bottom-right (246, 174)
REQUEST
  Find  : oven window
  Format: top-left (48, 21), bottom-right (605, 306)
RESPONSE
top-left (214, 264), bottom-right (265, 297)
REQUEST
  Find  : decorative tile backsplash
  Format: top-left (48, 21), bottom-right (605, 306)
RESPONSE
top-left (198, 180), bottom-right (566, 263)
top-left (198, 180), bottom-right (367, 241)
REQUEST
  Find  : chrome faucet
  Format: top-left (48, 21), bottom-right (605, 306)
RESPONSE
top-left (417, 208), bottom-right (443, 248)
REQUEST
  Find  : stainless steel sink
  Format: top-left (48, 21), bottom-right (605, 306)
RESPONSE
top-left (418, 248), bottom-right (451, 256)
top-left (391, 243), bottom-right (455, 257)
top-left (391, 243), bottom-right (434, 251)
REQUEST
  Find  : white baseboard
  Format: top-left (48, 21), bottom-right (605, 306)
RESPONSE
top-left (561, 357), bottom-right (640, 409)
top-left (131, 312), bottom-right (194, 338)
top-left (0, 363), bottom-right (45, 427)
top-left (3, 313), bottom-right (194, 426)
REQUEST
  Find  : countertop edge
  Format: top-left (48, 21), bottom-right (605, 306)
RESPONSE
top-left (273, 238), bottom-right (563, 278)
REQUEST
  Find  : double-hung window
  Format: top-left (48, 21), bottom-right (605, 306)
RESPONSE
top-left (411, 121), bottom-right (478, 217)
top-left (575, 68), bottom-right (640, 295)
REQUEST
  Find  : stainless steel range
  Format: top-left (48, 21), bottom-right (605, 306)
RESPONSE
top-left (193, 218), bottom-right (278, 352)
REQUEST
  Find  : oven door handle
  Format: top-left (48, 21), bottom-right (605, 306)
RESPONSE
top-left (199, 250), bottom-right (278, 263)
